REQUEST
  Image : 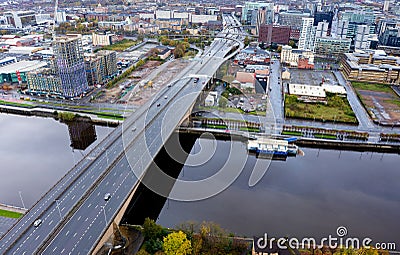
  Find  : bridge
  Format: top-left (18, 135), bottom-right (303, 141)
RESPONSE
top-left (0, 15), bottom-right (245, 255)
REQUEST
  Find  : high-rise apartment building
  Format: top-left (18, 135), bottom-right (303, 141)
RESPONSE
top-left (53, 36), bottom-right (88, 98)
top-left (298, 17), bottom-right (316, 51)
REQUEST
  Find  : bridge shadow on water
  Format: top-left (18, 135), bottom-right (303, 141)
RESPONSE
top-left (121, 132), bottom-right (201, 225)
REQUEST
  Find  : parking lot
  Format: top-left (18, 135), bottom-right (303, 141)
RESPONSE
top-left (289, 69), bottom-right (338, 85)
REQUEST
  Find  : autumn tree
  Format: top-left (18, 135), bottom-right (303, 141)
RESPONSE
top-left (163, 231), bottom-right (192, 255)
top-left (174, 43), bottom-right (186, 58)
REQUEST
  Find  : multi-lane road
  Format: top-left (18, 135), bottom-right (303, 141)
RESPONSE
top-left (0, 15), bottom-right (244, 254)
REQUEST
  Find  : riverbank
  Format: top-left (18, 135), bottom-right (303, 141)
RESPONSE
top-left (179, 127), bottom-right (400, 154)
top-left (0, 104), bottom-right (120, 127)
top-left (0, 204), bottom-right (26, 218)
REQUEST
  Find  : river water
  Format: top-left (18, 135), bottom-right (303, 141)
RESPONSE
top-left (1, 113), bottom-right (399, 246)
top-left (156, 138), bottom-right (400, 246)
top-left (0, 114), bottom-right (113, 208)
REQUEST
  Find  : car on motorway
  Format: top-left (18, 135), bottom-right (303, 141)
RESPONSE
top-left (33, 219), bottom-right (42, 227)
top-left (164, 96), bottom-right (168, 99)
top-left (104, 193), bottom-right (111, 201)
top-left (167, 84), bottom-right (172, 88)
top-left (157, 103), bottom-right (161, 107)
top-left (194, 78), bottom-right (199, 83)
top-left (132, 126), bottom-right (137, 132)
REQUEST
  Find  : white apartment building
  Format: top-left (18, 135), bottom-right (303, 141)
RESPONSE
top-left (298, 17), bottom-right (316, 51)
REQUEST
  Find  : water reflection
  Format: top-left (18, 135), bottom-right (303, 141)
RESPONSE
top-left (66, 121), bottom-right (97, 150)
top-left (0, 114), bottom-right (113, 208)
top-left (157, 139), bottom-right (400, 245)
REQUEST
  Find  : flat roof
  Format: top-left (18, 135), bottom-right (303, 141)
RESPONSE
top-left (0, 60), bottom-right (47, 74)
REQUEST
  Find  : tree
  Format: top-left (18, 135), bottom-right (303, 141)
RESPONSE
top-left (244, 36), bottom-right (250, 46)
top-left (174, 44), bottom-right (185, 59)
top-left (218, 96), bottom-right (228, 108)
top-left (142, 218), bottom-right (163, 241)
top-left (288, 40), bottom-right (296, 48)
top-left (163, 231), bottom-right (192, 255)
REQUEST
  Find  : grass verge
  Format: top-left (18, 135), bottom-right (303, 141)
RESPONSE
top-left (0, 209), bottom-right (23, 219)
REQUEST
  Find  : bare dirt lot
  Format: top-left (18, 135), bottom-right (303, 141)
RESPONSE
top-left (357, 89), bottom-right (400, 124)
top-left (352, 82), bottom-right (400, 125)
top-left (92, 59), bottom-right (190, 106)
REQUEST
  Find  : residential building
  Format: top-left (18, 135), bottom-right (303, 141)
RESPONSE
top-left (337, 19), bottom-right (349, 39)
top-left (315, 20), bottom-right (329, 38)
top-left (85, 50), bottom-right (117, 86)
top-left (314, 37), bottom-right (351, 56)
top-left (298, 17), bottom-right (316, 51)
top-left (354, 25), bottom-right (370, 50)
top-left (258, 24), bottom-right (291, 45)
top-left (341, 52), bottom-right (400, 85)
top-left (56, 11), bottom-right (67, 23)
top-left (53, 36), bottom-right (88, 97)
top-left (340, 11), bottom-right (376, 39)
top-left (280, 45), bottom-right (314, 67)
top-left (313, 11), bottom-right (334, 32)
top-left (27, 69), bottom-right (62, 96)
top-left (92, 31), bottom-right (118, 46)
top-left (379, 28), bottom-right (400, 47)
top-left (242, 2), bottom-right (274, 24)
top-left (278, 11), bottom-right (311, 31)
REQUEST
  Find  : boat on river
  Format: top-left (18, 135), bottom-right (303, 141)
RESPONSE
top-left (247, 137), bottom-right (299, 157)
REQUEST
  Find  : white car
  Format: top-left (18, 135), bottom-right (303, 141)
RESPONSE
top-left (104, 193), bottom-right (111, 201)
top-left (33, 219), bottom-right (42, 227)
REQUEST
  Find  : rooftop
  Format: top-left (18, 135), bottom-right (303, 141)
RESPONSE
top-left (0, 60), bottom-right (47, 74)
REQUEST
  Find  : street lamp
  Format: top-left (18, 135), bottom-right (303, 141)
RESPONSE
top-left (55, 199), bottom-right (62, 220)
top-left (18, 191), bottom-right (26, 210)
top-left (101, 206), bottom-right (107, 227)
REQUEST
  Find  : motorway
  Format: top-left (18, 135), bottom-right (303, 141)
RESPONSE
top-left (0, 14), bottom-right (244, 254)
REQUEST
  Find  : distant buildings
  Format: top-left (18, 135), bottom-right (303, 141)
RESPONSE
top-left (4, 11), bottom-right (36, 28)
top-left (258, 25), bottom-right (291, 46)
top-left (92, 32), bottom-right (120, 46)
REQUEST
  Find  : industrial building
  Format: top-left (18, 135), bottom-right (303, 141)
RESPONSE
top-left (0, 60), bottom-right (47, 84)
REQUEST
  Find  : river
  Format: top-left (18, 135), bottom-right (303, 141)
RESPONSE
top-left (0, 114), bottom-right (113, 208)
top-left (156, 138), bottom-right (400, 245)
top-left (1, 113), bottom-right (399, 246)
